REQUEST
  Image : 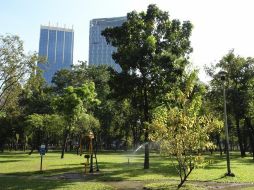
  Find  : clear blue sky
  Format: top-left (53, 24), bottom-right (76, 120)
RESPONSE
top-left (1, 0), bottom-right (254, 82)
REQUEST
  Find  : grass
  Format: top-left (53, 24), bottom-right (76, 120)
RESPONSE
top-left (189, 153), bottom-right (254, 182)
top-left (0, 177), bottom-right (115, 190)
top-left (0, 150), bottom-right (254, 189)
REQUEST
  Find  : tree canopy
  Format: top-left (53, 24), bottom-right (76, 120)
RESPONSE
top-left (0, 35), bottom-right (41, 111)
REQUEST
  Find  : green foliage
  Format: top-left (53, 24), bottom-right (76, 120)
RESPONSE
top-left (53, 82), bottom-right (100, 123)
top-left (19, 69), bottom-right (51, 115)
top-left (25, 114), bottom-right (66, 135)
top-left (52, 65), bottom-right (111, 100)
top-left (0, 111), bottom-right (6, 118)
top-left (74, 113), bottom-right (100, 134)
top-left (25, 114), bottom-right (44, 131)
top-left (248, 80), bottom-right (254, 117)
top-left (25, 113), bottom-right (66, 148)
top-left (53, 87), bottom-right (83, 123)
top-left (51, 69), bottom-right (73, 92)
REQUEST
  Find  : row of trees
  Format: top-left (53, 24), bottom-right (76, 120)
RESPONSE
top-left (205, 50), bottom-right (254, 158)
top-left (1, 4), bottom-right (254, 188)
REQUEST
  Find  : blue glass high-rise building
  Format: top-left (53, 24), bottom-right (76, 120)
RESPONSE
top-left (38, 25), bottom-right (74, 84)
top-left (89, 16), bottom-right (126, 71)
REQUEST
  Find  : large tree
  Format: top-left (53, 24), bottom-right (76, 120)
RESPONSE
top-left (102, 4), bottom-right (193, 168)
top-left (0, 35), bottom-right (39, 111)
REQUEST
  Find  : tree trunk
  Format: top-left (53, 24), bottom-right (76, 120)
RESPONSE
top-left (178, 167), bottom-right (194, 189)
top-left (28, 135), bottom-right (38, 155)
top-left (0, 142), bottom-right (4, 152)
top-left (70, 140), bottom-right (73, 152)
top-left (216, 133), bottom-right (223, 156)
top-left (45, 135), bottom-right (49, 153)
top-left (249, 132), bottom-right (254, 160)
top-left (243, 124), bottom-right (248, 153)
top-left (245, 118), bottom-right (254, 159)
top-left (144, 131), bottom-right (149, 169)
top-left (79, 134), bottom-right (83, 156)
top-left (236, 117), bottom-right (246, 157)
top-left (61, 130), bottom-right (69, 159)
top-left (143, 85), bottom-right (149, 169)
top-left (29, 144), bottom-right (35, 155)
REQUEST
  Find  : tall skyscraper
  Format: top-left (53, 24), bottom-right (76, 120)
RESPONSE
top-left (38, 25), bottom-right (74, 84)
top-left (89, 16), bottom-right (126, 71)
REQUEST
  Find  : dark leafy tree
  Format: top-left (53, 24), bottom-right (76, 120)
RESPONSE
top-left (102, 4), bottom-right (193, 168)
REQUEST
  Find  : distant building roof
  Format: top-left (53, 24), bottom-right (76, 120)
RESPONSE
top-left (40, 25), bottom-right (74, 32)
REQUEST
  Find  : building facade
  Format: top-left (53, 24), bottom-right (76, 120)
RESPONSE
top-left (89, 16), bottom-right (126, 71)
top-left (38, 25), bottom-right (74, 84)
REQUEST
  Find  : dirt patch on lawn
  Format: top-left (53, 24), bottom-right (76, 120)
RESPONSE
top-left (105, 181), bottom-right (144, 190)
top-left (195, 181), bottom-right (254, 190)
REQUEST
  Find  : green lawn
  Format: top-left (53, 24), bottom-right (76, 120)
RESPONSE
top-left (0, 177), bottom-right (114, 190)
top-left (0, 151), bottom-right (254, 189)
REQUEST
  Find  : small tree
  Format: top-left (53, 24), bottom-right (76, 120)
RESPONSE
top-left (53, 82), bottom-right (100, 158)
top-left (151, 72), bottom-right (222, 188)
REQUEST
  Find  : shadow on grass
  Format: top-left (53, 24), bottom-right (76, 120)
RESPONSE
top-left (4, 158), bottom-right (179, 182)
top-left (0, 176), bottom-right (83, 190)
top-left (0, 153), bottom-right (31, 158)
top-left (201, 174), bottom-right (228, 182)
top-left (94, 160), bottom-right (179, 181)
top-left (50, 163), bottom-right (85, 167)
top-left (5, 166), bottom-right (85, 177)
top-left (0, 159), bottom-right (23, 163)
